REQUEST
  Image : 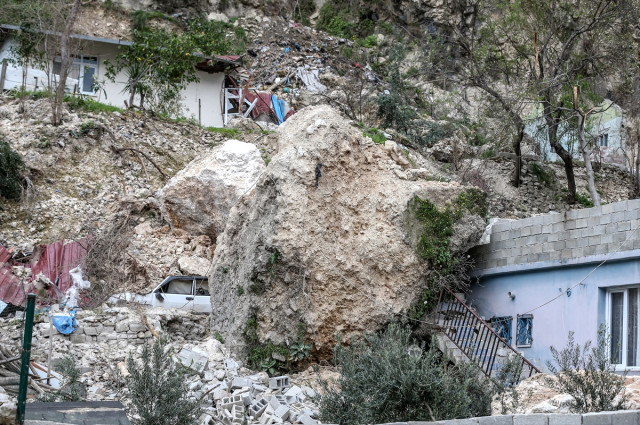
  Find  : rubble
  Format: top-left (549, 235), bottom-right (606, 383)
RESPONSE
top-left (0, 305), bottom-right (327, 425)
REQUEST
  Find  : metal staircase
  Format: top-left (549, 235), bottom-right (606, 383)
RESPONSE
top-left (431, 288), bottom-right (540, 383)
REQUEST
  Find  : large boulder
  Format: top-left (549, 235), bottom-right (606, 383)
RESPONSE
top-left (156, 140), bottom-right (266, 240)
top-left (209, 105), bottom-right (486, 359)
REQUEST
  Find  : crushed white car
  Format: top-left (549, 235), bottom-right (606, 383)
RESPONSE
top-left (108, 276), bottom-right (211, 313)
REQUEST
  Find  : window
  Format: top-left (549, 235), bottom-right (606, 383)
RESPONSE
top-left (516, 314), bottom-right (533, 347)
top-left (194, 278), bottom-right (210, 296)
top-left (53, 56), bottom-right (98, 94)
top-left (597, 133), bottom-right (609, 147)
top-left (489, 316), bottom-right (513, 345)
top-left (608, 288), bottom-right (640, 366)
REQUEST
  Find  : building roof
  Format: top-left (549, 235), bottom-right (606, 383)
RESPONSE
top-left (0, 24), bottom-right (243, 67)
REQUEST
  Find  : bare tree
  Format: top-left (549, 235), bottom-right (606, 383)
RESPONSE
top-left (573, 86), bottom-right (601, 207)
top-left (51, 0), bottom-right (80, 125)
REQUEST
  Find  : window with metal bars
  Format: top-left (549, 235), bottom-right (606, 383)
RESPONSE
top-left (489, 316), bottom-right (513, 346)
top-left (517, 314), bottom-right (533, 347)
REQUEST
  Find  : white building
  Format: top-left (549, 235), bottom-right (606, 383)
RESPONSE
top-left (0, 24), bottom-right (242, 128)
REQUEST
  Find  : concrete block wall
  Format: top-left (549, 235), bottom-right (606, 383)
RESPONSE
top-left (375, 409), bottom-right (640, 425)
top-left (471, 199), bottom-right (640, 271)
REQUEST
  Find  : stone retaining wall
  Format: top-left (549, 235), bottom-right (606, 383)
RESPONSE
top-left (376, 409), bottom-right (640, 425)
top-left (471, 199), bottom-right (640, 271)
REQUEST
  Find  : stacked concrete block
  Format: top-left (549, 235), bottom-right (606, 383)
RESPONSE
top-left (472, 199), bottom-right (640, 271)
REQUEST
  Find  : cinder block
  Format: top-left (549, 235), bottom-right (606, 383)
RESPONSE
top-left (530, 225), bottom-right (542, 235)
top-left (581, 411), bottom-right (612, 425)
top-left (600, 213), bottom-right (612, 224)
top-left (521, 226), bottom-right (532, 237)
top-left (298, 414), bottom-right (318, 425)
top-left (575, 218), bottom-right (587, 229)
top-left (618, 221), bottom-right (632, 232)
top-left (586, 215), bottom-right (600, 228)
top-left (552, 241), bottom-right (565, 251)
top-left (587, 236), bottom-right (601, 246)
top-left (248, 398), bottom-right (269, 418)
top-left (273, 405), bottom-right (290, 421)
top-left (493, 222), bottom-right (512, 232)
top-left (531, 215), bottom-right (545, 226)
top-left (220, 394), bottom-right (244, 412)
top-left (450, 419), bottom-right (480, 425)
top-left (541, 224), bottom-right (552, 234)
top-left (231, 405), bottom-right (244, 424)
top-left (548, 414), bottom-right (581, 425)
top-left (513, 414), bottom-right (548, 425)
top-left (613, 200), bottom-right (629, 213)
top-left (231, 377), bottom-right (252, 389)
top-left (612, 211), bottom-right (626, 223)
top-left (602, 202), bottom-right (616, 215)
top-left (624, 209), bottom-right (639, 220)
top-left (627, 198), bottom-right (640, 210)
top-left (591, 410), bottom-right (638, 425)
top-left (477, 415), bottom-right (513, 425)
top-left (268, 375), bottom-right (290, 390)
top-left (269, 395), bottom-right (287, 410)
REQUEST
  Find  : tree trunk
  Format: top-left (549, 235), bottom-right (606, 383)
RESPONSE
top-left (635, 125), bottom-right (640, 194)
top-left (544, 103), bottom-right (576, 204)
top-left (511, 122), bottom-right (525, 187)
top-left (52, 0), bottom-right (81, 126)
top-left (576, 112), bottom-right (601, 207)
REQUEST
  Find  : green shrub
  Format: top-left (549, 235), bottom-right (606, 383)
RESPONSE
top-left (410, 189), bottom-right (488, 272)
top-left (0, 138), bottom-right (24, 200)
top-left (482, 149), bottom-right (496, 158)
top-left (64, 95), bottom-right (124, 113)
top-left (125, 338), bottom-right (201, 425)
top-left (39, 355), bottom-right (84, 401)
top-left (317, 2), bottom-right (353, 37)
top-left (575, 192), bottom-right (594, 208)
top-left (362, 127), bottom-right (386, 144)
top-left (357, 35), bottom-right (377, 48)
top-left (318, 323), bottom-right (493, 424)
top-left (546, 326), bottom-right (628, 413)
top-left (529, 162), bottom-right (555, 186)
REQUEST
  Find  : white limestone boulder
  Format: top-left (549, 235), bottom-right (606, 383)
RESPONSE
top-left (157, 140), bottom-right (266, 240)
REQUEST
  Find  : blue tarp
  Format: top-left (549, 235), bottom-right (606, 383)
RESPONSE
top-left (52, 310), bottom-right (77, 335)
top-left (271, 95), bottom-right (286, 125)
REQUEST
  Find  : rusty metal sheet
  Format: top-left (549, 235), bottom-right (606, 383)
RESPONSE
top-left (0, 238), bottom-right (90, 306)
top-left (0, 268), bottom-right (24, 306)
top-left (30, 238), bottom-right (90, 296)
top-left (0, 246), bottom-right (24, 305)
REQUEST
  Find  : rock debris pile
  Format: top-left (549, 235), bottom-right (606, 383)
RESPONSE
top-left (0, 305), bottom-right (328, 425)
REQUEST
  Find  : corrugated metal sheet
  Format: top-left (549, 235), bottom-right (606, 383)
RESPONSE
top-left (30, 238), bottom-right (90, 296)
top-left (0, 238), bottom-right (90, 306)
top-left (0, 246), bottom-right (25, 306)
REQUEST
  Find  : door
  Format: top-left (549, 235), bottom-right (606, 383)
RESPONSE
top-left (152, 277), bottom-right (195, 309)
top-left (193, 277), bottom-right (210, 313)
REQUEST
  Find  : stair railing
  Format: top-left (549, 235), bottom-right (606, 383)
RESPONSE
top-left (435, 287), bottom-right (540, 383)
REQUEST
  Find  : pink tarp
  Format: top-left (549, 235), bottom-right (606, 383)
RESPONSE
top-left (0, 238), bottom-right (90, 306)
